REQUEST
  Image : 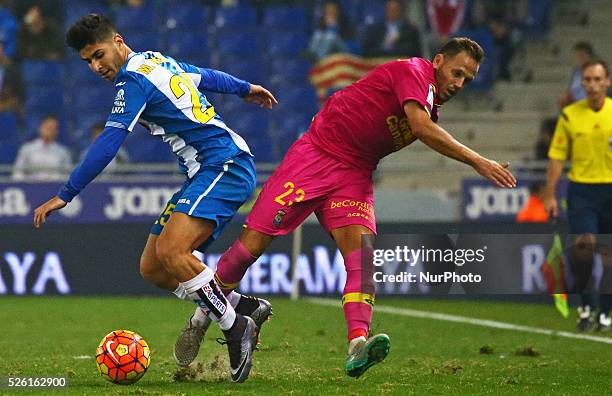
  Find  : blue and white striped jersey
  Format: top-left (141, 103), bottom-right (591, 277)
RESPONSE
top-left (106, 51), bottom-right (251, 178)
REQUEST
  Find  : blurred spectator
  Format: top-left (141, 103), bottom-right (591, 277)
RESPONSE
top-left (488, 15), bottom-right (516, 81)
top-left (80, 123), bottom-right (129, 174)
top-left (558, 41), bottom-right (594, 108)
top-left (534, 117), bottom-right (557, 161)
top-left (16, 5), bottom-right (64, 60)
top-left (362, 0), bottom-right (422, 58)
top-left (306, 1), bottom-right (353, 61)
top-left (12, 115), bottom-right (71, 180)
top-left (0, 0), bottom-right (17, 58)
top-left (516, 181), bottom-right (549, 223)
top-left (0, 40), bottom-right (23, 115)
top-left (426, 0), bottom-right (466, 48)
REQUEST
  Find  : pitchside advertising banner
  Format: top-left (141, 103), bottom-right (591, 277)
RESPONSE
top-left (461, 178), bottom-right (569, 222)
top-left (0, 223), bottom-right (607, 297)
top-left (0, 181), bottom-right (260, 223)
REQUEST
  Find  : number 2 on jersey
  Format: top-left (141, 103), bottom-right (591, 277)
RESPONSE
top-left (169, 73), bottom-right (216, 124)
top-left (274, 181), bottom-right (305, 207)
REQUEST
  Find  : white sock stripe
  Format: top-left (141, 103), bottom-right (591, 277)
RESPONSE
top-left (172, 284), bottom-right (190, 300)
top-left (218, 308), bottom-right (237, 331)
top-left (181, 266), bottom-right (215, 295)
top-left (309, 298), bottom-right (612, 346)
top-left (187, 162), bottom-right (231, 216)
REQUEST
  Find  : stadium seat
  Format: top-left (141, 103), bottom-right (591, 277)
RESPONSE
top-left (161, 2), bottom-right (209, 30)
top-left (214, 6), bottom-right (257, 28)
top-left (262, 5), bottom-right (307, 29)
top-left (21, 61), bottom-right (63, 85)
top-left (0, 111), bottom-right (19, 138)
top-left (225, 109), bottom-right (270, 140)
top-left (67, 82), bottom-right (114, 112)
top-left (217, 57), bottom-right (263, 84)
top-left (274, 84), bottom-right (319, 116)
top-left (164, 30), bottom-right (208, 60)
top-left (64, 0), bottom-right (110, 28)
top-left (122, 29), bottom-right (163, 52)
top-left (247, 136), bottom-right (276, 163)
top-left (454, 29), bottom-right (497, 92)
top-left (266, 57), bottom-right (312, 87)
top-left (216, 30), bottom-right (260, 57)
top-left (522, 0), bottom-right (553, 36)
top-left (113, 5), bottom-right (154, 31)
top-left (24, 85), bottom-right (64, 114)
top-left (0, 141), bottom-right (19, 164)
top-left (264, 30), bottom-right (309, 57)
top-left (124, 129), bottom-right (176, 163)
top-left (64, 60), bottom-right (100, 85)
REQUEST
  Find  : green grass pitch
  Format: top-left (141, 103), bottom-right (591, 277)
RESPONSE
top-left (1, 297), bottom-right (611, 395)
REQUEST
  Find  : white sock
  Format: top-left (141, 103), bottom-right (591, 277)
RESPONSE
top-left (173, 284), bottom-right (190, 300)
top-left (191, 305), bottom-right (211, 328)
top-left (181, 266), bottom-right (236, 331)
top-left (348, 336), bottom-right (367, 354)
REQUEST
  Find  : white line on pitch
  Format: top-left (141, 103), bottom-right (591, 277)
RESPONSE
top-left (309, 298), bottom-right (612, 345)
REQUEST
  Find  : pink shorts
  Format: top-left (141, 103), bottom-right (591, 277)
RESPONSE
top-left (246, 135), bottom-right (376, 236)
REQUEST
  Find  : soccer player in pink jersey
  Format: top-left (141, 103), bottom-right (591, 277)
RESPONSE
top-left (176, 37), bottom-right (517, 377)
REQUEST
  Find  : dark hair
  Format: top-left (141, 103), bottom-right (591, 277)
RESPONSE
top-left (582, 59), bottom-right (610, 77)
top-left (437, 37), bottom-right (485, 63)
top-left (573, 41), bottom-right (594, 57)
top-left (66, 14), bottom-right (116, 52)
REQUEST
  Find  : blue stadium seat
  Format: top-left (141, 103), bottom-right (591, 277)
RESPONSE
top-left (274, 85), bottom-right (319, 115)
top-left (216, 30), bottom-right (260, 57)
top-left (24, 85), bottom-right (64, 114)
top-left (64, 0), bottom-right (110, 28)
top-left (165, 30), bottom-right (208, 59)
top-left (214, 6), bottom-right (257, 28)
top-left (0, 111), bottom-right (19, 138)
top-left (21, 61), bottom-right (63, 85)
top-left (68, 82), bottom-right (114, 112)
top-left (162, 2), bottom-right (209, 30)
top-left (266, 57), bottom-right (312, 87)
top-left (123, 29), bottom-right (163, 52)
top-left (225, 110), bottom-right (270, 140)
top-left (247, 136), bottom-right (276, 163)
top-left (262, 5), bottom-right (307, 29)
top-left (113, 5), bottom-right (154, 31)
top-left (0, 141), bottom-right (19, 164)
top-left (65, 60), bottom-right (100, 85)
top-left (264, 30), bottom-right (308, 57)
top-left (522, 0), bottom-right (553, 36)
top-left (217, 57), bottom-right (263, 84)
top-left (124, 131), bottom-right (176, 163)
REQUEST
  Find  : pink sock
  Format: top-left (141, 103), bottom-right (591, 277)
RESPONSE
top-left (215, 240), bottom-right (257, 295)
top-left (342, 248), bottom-right (375, 341)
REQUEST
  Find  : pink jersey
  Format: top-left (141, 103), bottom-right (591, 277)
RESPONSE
top-left (306, 58), bottom-right (439, 171)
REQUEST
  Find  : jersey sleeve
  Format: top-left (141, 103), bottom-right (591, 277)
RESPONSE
top-left (176, 61), bottom-right (250, 96)
top-left (105, 72), bottom-right (147, 132)
top-left (548, 112), bottom-right (570, 161)
top-left (387, 61), bottom-right (435, 116)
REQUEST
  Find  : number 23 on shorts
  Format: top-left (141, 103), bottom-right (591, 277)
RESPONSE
top-left (274, 181), bottom-right (305, 207)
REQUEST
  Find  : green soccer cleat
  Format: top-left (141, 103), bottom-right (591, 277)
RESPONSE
top-left (345, 333), bottom-right (390, 378)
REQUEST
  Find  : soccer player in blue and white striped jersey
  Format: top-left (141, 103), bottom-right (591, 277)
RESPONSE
top-left (33, 14), bottom-right (277, 383)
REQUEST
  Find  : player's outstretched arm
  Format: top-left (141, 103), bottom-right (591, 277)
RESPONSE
top-left (243, 84), bottom-right (278, 109)
top-left (404, 101), bottom-right (516, 188)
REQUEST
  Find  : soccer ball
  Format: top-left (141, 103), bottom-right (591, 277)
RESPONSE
top-left (95, 330), bottom-right (150, 385)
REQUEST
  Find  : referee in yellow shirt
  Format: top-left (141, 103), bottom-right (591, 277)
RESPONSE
top-left (544, 59), bottom-right (612, 332)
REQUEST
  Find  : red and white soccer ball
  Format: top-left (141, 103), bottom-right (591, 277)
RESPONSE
top-left (95, 330), bottom-right (150, 385)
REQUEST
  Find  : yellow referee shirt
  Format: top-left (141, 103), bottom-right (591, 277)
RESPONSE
top-left (548, 97), bottom-right (612, 183)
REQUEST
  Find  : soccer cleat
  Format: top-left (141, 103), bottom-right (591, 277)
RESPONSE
top-left (173, 296), bottom-right (272, 367)
top-left (576, 305), bottom-right (594, 332)
top-left (345, 333), bottom-right (390, 378)
top-left (237, 295), bottom-right (273, 341)
top-left (218, 315), bottom-right (258, 383)
top-left (595, 312), bottom-right (611, 332)
top-left (173, 315), bottom-right (211, 367)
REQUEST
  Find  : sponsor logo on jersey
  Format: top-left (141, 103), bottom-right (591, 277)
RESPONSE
top-left (177, 198), bottom-right (191, 205)
top-left (112, 89), bottom-right (126, 114)
top-left (426, 84), bottom-right (435, 110)
top-left (115, 81), bottom-right (126, 87)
